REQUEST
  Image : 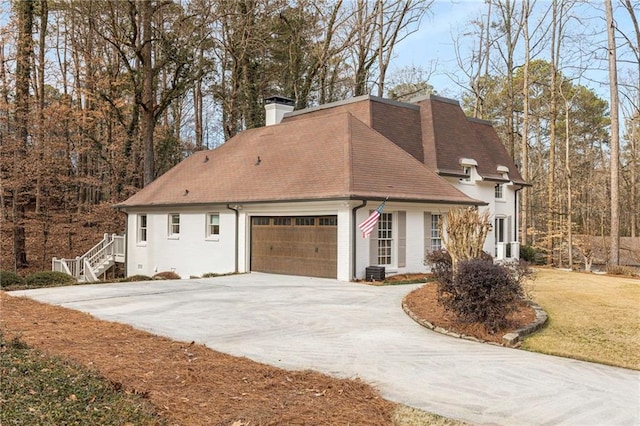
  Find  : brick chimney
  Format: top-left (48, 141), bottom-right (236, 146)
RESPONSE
top-left (264, 96), bottom-right (295, 126)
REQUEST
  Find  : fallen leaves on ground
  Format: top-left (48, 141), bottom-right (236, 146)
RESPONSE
top-left (1, 292), bottom-right (394, 425)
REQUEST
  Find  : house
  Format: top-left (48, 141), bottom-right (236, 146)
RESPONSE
top-left (114, 94), bottom-right (526, 281)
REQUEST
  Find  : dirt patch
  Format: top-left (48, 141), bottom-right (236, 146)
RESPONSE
top-left (403, 283), bottom-right (536, 345)
top-left (0, 292), bottom-right (394, 425)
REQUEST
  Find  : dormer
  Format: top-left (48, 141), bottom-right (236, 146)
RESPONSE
top-left (496, 165), bottom-right (509, 180)
top-left (459, 158), bottom-right (478, 183)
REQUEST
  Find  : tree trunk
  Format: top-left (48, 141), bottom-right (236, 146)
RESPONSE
top-left (194, 74), bottom-right (203, 150)
top-left (605, 0), bottom-right (620, 266)
top-left (623, 0), bottom-right (639, 238)
top-left (141, 0), bottom-right (155, 187)
top-left (520, 0), bottom-right (530, 245)
top-left (562, 90), bottom-right (573, 269)
top-left (13, 0), bottom-right (35, 270)
top-left (546, 0), bottom-right (558, 265)
top-left (35, 0), bottom-right (47, 214)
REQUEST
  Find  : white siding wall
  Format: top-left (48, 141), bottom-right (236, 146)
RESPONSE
top-left (353, 202), bottom-right (448, 280)
top-left (126, 207), bottom-right (236, 279)
top-left (126, 202), bottom-right (350, 280)
top-left (447, 175), bottom-right (519, 255)
top-left (124, 195), bottom-right (511, 281)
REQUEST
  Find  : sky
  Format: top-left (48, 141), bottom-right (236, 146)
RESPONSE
top-left (393, 0), bottom-right (638, 107)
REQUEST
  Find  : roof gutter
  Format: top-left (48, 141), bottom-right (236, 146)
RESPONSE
top-left (113, 195), bottom-right (483, 210)
top-left (352, 200), bottom-right (367, 280)
top-left (226, 204), bottom-right (240, 273)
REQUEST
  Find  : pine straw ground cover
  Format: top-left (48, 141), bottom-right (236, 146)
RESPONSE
top-left (0, 292), bottom-right (395, 425)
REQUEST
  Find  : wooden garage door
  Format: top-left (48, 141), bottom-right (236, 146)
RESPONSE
top-left (251, 216), bottom-right (337, 278)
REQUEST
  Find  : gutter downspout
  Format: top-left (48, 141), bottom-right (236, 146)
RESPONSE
top-left (227, 204), bottom-right (239, 273)
top-left (124, 211), bottom-right (128, 278)
top-left (351, 200), bottom-right (367, 280)
top-left (115, 208), bottom-right (128, 278)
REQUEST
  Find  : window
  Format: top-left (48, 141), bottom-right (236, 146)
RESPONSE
top-left (252, 217), bottom-right (270, 226)
top-left (273, 217), bottom-right (292, 226)
top-left (495, 184), bottom-right (504, 200)
top-left (431, 214), bottom-right (442, 251)
top-left (377, 213), bottom-right (393, 265)
top-left (168, 213), bottom-right (180, 236)
top-left (319, 216), bottom-right (337, 226)
top-left (295, 217), bottom-right (315, 226)
top-left (207, 213), bottom-right (220, 238)
top-left (137, 214), bottom-right (147, 243)
top-left (495, 217), bottom-right (505, 243)
top-left (461, 166), bottom-right (472, 182)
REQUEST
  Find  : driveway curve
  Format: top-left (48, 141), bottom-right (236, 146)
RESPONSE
top-left (10, 273), bottom-right (639, 425)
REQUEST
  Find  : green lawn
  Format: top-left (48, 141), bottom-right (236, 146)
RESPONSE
top-left (522, 268), bottom-right (640, 370)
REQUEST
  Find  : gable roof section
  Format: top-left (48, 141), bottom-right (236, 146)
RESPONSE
top-left (416, 95), bottom-right (526, 185)
top-left (116, 112), bottom-right (481, 208)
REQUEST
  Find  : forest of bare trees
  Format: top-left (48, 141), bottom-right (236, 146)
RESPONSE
top-left (0, 0), bottom-right (638, 273)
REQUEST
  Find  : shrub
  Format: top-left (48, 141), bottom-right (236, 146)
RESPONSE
top-left (25, 271), bottom-right (76, 287)
top-left (426, 249), bottom-right (453, 284)
top-left (436, 258), bottom-right (524, 334)
top-left (519, 245), bottom-right (537, 263)
top-left (120, 275), bottom-right (153, 282)
top-left (0, 271), bottom-right (25, 288)
top-left (152, 271), bottom-right (181, 280)
top-left (606, 265), bottom-right (636, 276)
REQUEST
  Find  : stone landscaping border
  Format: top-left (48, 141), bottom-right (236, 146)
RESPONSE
top-left (401, 298), bottom-right (548, 348)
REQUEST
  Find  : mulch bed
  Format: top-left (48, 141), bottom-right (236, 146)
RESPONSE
top-left (403, 283), bottom-right (536, 344)
top-left (0, 292), bottom-right (394, 425)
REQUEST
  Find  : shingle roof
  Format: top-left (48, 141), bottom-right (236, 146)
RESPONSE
top-left (115, 111), bottom-right (481, 208)
top-left (415, 95), bottom-right (526, 185)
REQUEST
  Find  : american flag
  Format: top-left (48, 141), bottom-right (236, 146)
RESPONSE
top-left (359, 201), bottom-right (386, 238)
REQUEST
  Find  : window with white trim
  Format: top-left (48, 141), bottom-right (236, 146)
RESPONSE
top-left (137, 214), bottom-right (147, 243)
top-left (431, 214), bottom-right (442, 251)
top-left (206, 213), bottom-right (220, 238)
top-left (495, 184), bottom-right (504, 200)
top-left (495, 217), bottom-right (505, 243)
top-left (168, 213), bottom-right (180, 237)
top-left (377, 213), bottom-right (393, 265)
top-left (461, 166), bottom-right (472, 182)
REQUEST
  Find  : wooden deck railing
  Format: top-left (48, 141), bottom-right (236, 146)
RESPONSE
top-left (52, 233), bottom-right (125, 282)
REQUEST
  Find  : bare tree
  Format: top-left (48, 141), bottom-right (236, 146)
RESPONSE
top-left (492, 0), bottom-right (524, 159)
top-left (621, 0), bottom-right (639, 238)
top-left (34, 0), bottom-right (47, 214)
top-left (349, 0), bottom-right (429, 96)
top-left (605, 0), bottom-right (620, 266)
top-left (520, 0), bottom-right (531, 245)
top-left (12, 0), bottom-right (35, 269)
top-left (546, 0), bottom-right (559, 265)
top-left (559, 82), bottom-right (577, 269)
top-left (375, 0), bottom-right (431, 97)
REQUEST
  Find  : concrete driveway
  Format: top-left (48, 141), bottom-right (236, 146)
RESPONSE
top-left (10, 273), bottom-right (639, 425)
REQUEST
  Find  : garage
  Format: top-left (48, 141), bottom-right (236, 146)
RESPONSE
top-left (250, 216), bottom-right (338, 278)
